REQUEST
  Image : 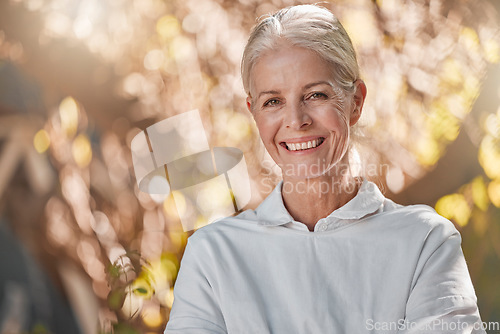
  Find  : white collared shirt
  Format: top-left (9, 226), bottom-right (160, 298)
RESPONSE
top-left (166, 180), bottom-right (484, 333)
top-left (257, 180), bottom-right (387, 232)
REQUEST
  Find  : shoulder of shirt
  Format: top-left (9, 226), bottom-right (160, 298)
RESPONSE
top-left (186, 209), bottom-right (260, 242)
top-left (380, 197), bottom-right (459, 236)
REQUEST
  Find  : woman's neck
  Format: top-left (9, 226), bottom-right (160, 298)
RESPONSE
top-left (281, 169), bottom-right (361, 231)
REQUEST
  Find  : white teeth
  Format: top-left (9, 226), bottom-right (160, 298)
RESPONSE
top-left (285, 138), bottom-right (323, 151)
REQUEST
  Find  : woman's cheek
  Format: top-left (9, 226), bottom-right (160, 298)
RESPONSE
top-left (255, 117), bottom-right (277, 146)
top-left (330, 125), bottom-right (350, 166)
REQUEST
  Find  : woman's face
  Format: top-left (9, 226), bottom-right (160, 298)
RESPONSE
top-left (247, 45), bottom-right (365, 180)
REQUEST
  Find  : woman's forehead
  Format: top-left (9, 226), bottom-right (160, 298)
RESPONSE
top-left (249, 46), bottom-right (336, 94)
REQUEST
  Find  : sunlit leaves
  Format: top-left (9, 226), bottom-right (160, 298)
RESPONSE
top-left (156, 15), bottom-right (180, 41)
top-left (460, 27), bottom-right (481, 54)
top-left (144, 50), bottom-right (165, 71)
top-left (72, 134), bottom-right (92, 168)
top-left (169, 36), bottom-right (195, 63)
top-left (342, 9), bottom-right (378, 49)
top-left (479, 135), bottom-right (500, 179)
top-left (111, 322), bottom-right (140, 334)
top-left (483, 39), bottom-right (500, 63)
top-left (436, 176), bottom-right (494, 228)
top-left (33, 129), bottom-right (50, 153)
top-left (106, 251), bottom-right (142, 288)
top-left (107, 287), bottom-right (127, 311)
top-left (141, 304), bottom-right (164, 329)
top-left (132, 276), bottom-right (154, 300)
top-left (485, 112), bottom-right (500, 137)
top-left (436, 193), bottom-right (472, 227)
top-left (59, 97), bottom-right (79, 138)
top-left (488, 179), bottom-right (500, 207)
top-left (226, 112), bottom-right (252, 144)
top-left (472, 176), bottom-right (490, 211)
top-left (428, 100), bottom-right (461, 142)
top-left (104, 250), bottom-right (179, 329)
top-left (357, 1), bottom-right (496, 178)
top-left (415, 136), bottom-right (441, 166)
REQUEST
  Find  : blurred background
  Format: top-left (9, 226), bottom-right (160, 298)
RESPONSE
top-left (0, 0), bottom-right (499, 333)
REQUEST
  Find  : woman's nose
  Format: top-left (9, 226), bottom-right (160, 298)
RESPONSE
top-left (284, 103), bottom-right (312, 129)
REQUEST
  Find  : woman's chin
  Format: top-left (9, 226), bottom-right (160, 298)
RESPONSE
top-left (281, 166), bottom-right (332, 180)
top-left (280, 158), bottom-right (347, 180)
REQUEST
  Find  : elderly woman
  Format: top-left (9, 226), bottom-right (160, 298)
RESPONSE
top-left (165, 4), bottom-right (484, 334)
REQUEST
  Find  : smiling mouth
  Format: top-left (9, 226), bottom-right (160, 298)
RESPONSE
top-left (281, 137), bottom-right (325, 151)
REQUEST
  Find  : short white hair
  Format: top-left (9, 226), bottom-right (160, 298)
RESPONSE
top-left (241, 4), bottom-right (359, 97)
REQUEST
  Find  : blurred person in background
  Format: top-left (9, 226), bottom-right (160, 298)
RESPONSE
top-left (165, 5), bottom-right (484, 333)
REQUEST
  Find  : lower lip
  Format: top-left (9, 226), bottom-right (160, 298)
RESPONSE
top-left (281, 140), bottom-right (325, 154)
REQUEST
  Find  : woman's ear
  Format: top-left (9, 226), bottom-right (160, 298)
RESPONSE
top-left (246, 96), bottom-right (253, 113)
top-left (350, 79), bottom-right (367, 126)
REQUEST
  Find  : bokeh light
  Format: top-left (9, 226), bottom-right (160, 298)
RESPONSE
top-left (33, 129), bottom-right (51, 153)
top-left (59, 97), bottom-right (79, 138)
top-left (435, 193), bottom-right (472, 227)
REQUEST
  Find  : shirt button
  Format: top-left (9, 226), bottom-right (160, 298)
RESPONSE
top-left (318, 223), bottom-right (328, 232)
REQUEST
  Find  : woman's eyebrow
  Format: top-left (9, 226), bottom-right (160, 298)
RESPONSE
top-left (303, 81), bottom-right (334, 90)
top-left (257, 90), bottom-right (280, 99)
top-left (257, 82), bottom-right (333, 98)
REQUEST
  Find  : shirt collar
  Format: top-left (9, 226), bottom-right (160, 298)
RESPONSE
top-left (255, 179), bottom-right (385, 226)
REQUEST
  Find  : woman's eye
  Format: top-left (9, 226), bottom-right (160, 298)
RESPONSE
top-left (310, 92), bottom-right (328, 99)
top-left (263, 99), bottom-right (280, 107)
